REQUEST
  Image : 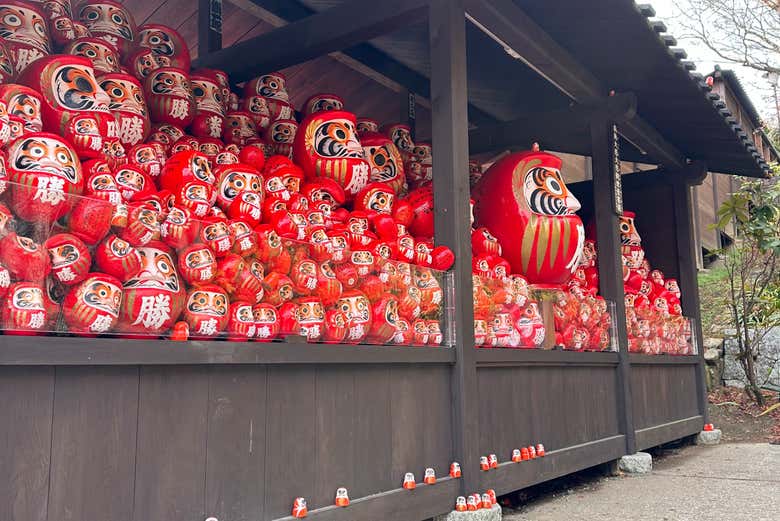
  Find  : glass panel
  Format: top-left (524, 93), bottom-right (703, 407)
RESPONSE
top-left (471, 273), bottom-right (617, 351)
top-left (0, 181), bottom-right (450, 346)
top-left (627, 313), bottom-right (697, 355)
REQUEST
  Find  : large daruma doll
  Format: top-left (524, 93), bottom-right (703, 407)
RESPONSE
top-left (293, 110), bottom-right (370, 201)
top-left (473, 147), bottom-right (584, 287)
top-left (18, 55), bottom-right (114, 160)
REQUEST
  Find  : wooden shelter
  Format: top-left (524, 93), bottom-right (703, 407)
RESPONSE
top-left (0, 1), bottom-right (769, 521)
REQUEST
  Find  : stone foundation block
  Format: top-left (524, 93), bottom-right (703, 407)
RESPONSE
top-left (618, 452), bottom-right (652, 474)
top-left (696, 429), bottom-right (723, 445)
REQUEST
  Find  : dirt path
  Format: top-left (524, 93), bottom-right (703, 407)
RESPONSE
top-left (503, 443), bottom-right (780, 521)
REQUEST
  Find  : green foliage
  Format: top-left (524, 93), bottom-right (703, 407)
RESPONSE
top-left (697, 267), bottom-right (730, 337)
top-left (716, 176), bottom-right (780, 253)
top-left (714, 173), bottom-right (780, 405)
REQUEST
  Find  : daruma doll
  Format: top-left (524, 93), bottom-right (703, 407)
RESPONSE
top-left (473, 147), bottom-right (584, 288)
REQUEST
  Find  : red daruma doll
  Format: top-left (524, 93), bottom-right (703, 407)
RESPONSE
top-left (3, 282), bottom-right (48, 334)
top-left (99, 73), bottom-right (151, 147)
top-left (336, 289), bottom-right (372, 343)
top-left (183, 284), bottom-right (228, 339)
top-left (18, 55), bottom-right (114, 160)
top-left (119, 242), bottom-right (185, 335)
top-left (62, 273), bottom-right (123, 335)
top-left (6, 132), bottom-right (84, 224)
top-left (473, 146), bottom-right (584, 287)
top-left (143, 67), bottom-right (194, 127)
top-left (293, 110), bottom-right (371, 201)
top-left (226, 301), bottom-right (256, 341)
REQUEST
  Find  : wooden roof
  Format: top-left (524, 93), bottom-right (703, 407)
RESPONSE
top-left (118, 0), bottom-right (434, 138)
top-left (120, 0), bottom-right (768, 177)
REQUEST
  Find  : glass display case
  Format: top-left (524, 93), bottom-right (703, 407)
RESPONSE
top-left (0, 181), bottom-right (450, 346)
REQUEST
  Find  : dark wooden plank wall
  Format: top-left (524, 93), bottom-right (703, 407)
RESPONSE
top-left (475, 365), bottom-right (621, 457)
top-left (116, 0), bottom-right (434, 138)
top-left (630, 364), bottom-right (701, 430)
top-left (622, 182), bottom-right (680, 279)
top-left (0, 364), bottom-right (453, 521)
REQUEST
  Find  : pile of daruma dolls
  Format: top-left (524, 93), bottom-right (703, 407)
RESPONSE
top-left (584, 212), bottom-right (693, 355)
top-left (0, 0), bottom-right (454, 344)
top-left (468, 145), bottom-right (692, 354)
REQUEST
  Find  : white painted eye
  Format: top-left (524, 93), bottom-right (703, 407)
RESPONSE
top-left (545, 175), bottom-right (563, 196)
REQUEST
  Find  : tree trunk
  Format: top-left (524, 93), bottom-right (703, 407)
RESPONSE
top-left (744, 350), bottom-right (766, 407)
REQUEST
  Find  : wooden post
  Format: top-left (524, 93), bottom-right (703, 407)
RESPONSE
top-left (671, 165), bottom-right (710, 424)
top-left (429, 0), bottom-right (479, 494)
top-left (198, 0), bottom-right (223, 53)
top-left (589, 114), bottom-right (636, 455)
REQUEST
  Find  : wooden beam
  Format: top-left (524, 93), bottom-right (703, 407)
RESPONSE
top-left (589, 114), bottom-right (637, 455)
top-left (194, 0), bottom-right (429, 83)
top-left (198, 0), bottom-right (222, 53)
top-left (0, 336), bottom-right (456, 365)
top-left (225, 0), bottom-right (497, 126)
top-left (464, 0), bottom-right (686, 169)
top-left (429, 0), bottom-right (480, 495)
top-left (671, 164), bottom-right (710, 424)
top-left (469, 93), bottom-right (637, 155)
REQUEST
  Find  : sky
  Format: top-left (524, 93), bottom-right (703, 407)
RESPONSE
top-left (649, 0), bottom-right (777, 125)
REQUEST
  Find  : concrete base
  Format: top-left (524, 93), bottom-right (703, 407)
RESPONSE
top-left (618, 452), bottom-right (652, 474)
top-left (696, 429), bottom-right (723, 445)
top-left (434, 504), bottom-right (502, 521)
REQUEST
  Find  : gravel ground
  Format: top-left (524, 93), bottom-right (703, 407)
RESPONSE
top-left (503, 443), bottom-right (780, 521)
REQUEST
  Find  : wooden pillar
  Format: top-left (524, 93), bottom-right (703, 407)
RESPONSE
top-left (429, 0), bottom-right (479, 494)
top-left (589, 115), bottom-right (636, 454)
top-left (198, 0), bottom-right (223, 53)
top-left (671, 165), bottom-right (710, 424)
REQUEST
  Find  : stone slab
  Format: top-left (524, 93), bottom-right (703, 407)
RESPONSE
top-left (696, 429), bottom-right (723, 445)
top-left (618, 452), bottom-right (652, 474)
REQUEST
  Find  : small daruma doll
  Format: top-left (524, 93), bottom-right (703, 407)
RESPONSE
top-left (0, 1), bottom-right (51, 73)
top-left (184, 284), bottom-right (228, 339)
top-left (6, 132), bottom-right (83, 223)
top-left (3, 282), bottom-right (47, 333)
top-left (119, 242), bottom-right (185, 335)
top-left (45, 233), bottom-right (91, 285)
top-left (137, 23), bottom-right (191, 71)
top-left (76, 1), bottom-right (137, 58)
top-left (226, 301), bottom-right (256, 341)
top-left (62, 273), bottom-right (123, 334)
top-left (473, 145), bottom-right (584, 287)
top-left (360, 132), bottom-right (407, 195)
top-left (0, 83), bottom-right (43, 133)
top-left (337, 289), bottom-right (372, 344)
top-left (293, 110), bottom-right (370, 200)
top-left (99, 73), bottom-right (150, 147)
top-left (190, 72), bottom-right (225, 139)
top-left (177, 243), bottom-right (216, 286)
top-left (94, 234), bottom-right (141, 281)
top-left (143, 67), bottom-right (194, 127)
top-left (18, 55), bottom-right (113, 160)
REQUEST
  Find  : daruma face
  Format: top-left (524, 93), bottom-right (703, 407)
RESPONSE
top-left (137, 23), bottom-right (190, 70)
top-left (65, 38), bottom-right (121, 74)
top-left (360, 132), bottom-right (406, 195)
top-left (6, 132), bottom-right (83, 223)
top-left (473, 149), bottom-right (584, 287)
top-left (77, 1), bottom-right (136, 57)
top-left (0, 2), bottom-right (50, 73)
top-left (293, 110), bottom-right (371, 200)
